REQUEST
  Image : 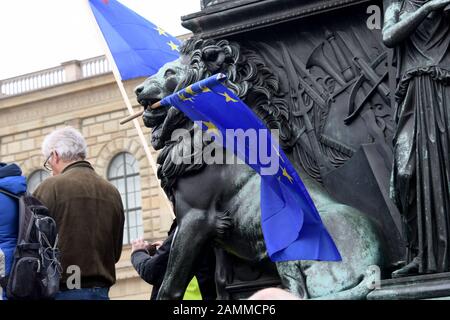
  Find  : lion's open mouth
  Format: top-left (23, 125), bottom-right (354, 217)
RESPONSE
top-left (138, 97), bottom-right (160, 108)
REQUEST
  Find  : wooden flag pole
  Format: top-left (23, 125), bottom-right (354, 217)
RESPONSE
top-left (119, 101), bottom-right (161, 125)
top-left (85, 0), bottom-right (174, 219)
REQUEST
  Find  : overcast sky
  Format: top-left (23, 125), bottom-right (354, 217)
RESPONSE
top-left (0, 0), bottom-right (200, 80)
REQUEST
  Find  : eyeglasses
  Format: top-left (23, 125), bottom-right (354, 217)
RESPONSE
top-left (43, 153), bottom-right (53, 172)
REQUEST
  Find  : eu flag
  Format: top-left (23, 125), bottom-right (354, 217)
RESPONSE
top-left (160, 74), bottom-right (342, 262)
top-left (89, 0), bottom-right (180, 80)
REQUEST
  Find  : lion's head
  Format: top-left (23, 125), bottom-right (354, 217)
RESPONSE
top-left (135, 37), bottom-right (292, 197)
top-left (134, 58), bottom-right (188, 150)
top-left (136, 38), bottom-right (291, 149)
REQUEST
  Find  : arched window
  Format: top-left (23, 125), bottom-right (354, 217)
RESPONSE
top-left (107, 152), bottom-right (143, 244)
top-left (27, 170), bottom-right (50, 193)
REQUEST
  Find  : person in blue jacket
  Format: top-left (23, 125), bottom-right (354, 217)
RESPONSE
top-left (0, 162), bottom-right (27, 300)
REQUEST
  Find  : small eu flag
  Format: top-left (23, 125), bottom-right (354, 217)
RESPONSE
top-left (160, 74), bottom-right (342, 262)
top-left (89, 0), bottom-right (180, 80)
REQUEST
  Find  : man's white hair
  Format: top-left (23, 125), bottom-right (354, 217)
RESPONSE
top-left (42, 126), bottom-right (87, 161)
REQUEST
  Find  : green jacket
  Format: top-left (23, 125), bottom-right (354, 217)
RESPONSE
top-left (33, 161), bottom-right (124, 289)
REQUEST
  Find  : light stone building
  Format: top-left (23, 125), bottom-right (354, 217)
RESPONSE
top-left (0, 55), bottom-right (177, 299)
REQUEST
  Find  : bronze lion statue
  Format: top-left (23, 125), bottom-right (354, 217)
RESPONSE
top-left (135, 38), bottom-right (385, 299)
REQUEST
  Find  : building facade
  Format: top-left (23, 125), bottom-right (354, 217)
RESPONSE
top-left (0, 56), bottom-right (175, 299)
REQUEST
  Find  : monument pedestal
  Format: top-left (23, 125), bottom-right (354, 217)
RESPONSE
top-left (367, 273), bottom-right (450, 300)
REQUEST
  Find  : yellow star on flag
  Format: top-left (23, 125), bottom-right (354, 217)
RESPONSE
top-left (203, 121), bottom-right (219, 134)
top-left (185, 86), bottom-right (196, 96)
top-left (201, 86), bottom-right (211, 93)
top-left (219, 92), bottom-right (238, 103)
top-left (154, 26), bottom-right (167, 36)
top-left (178, 93), bottom-right (193, 102)
top-left (282, 167), bottom-right (294, 184)
top-left (167, 41), bottom-right (179, 51)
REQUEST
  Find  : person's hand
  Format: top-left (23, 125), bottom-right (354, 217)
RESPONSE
top-left (131, 238), bottom-right (149, 254)
top-left (425, 0), bottom-right (450, 12)
top-left (152, 240), bottom-right (164, 250)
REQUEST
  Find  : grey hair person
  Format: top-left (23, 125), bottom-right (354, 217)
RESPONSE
top-left (42, 127), bottom-right (87, 161)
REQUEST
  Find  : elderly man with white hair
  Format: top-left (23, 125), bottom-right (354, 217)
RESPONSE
top-left (33, 126), bottom-right (125, 300)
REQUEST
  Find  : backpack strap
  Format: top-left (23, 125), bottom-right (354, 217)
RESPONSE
top-left (0, 189), bottom-right (31, 243)
top-left (0, 188), bottom-right (21, 200)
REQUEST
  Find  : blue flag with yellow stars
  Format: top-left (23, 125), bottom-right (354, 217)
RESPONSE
top-left (89, 0), bottom-right (180, 80)
top-left (160, 74), bottom-right (342, 262)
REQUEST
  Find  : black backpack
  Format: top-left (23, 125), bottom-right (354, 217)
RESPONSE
top-left (0, 189), bottom-right (61, 300)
